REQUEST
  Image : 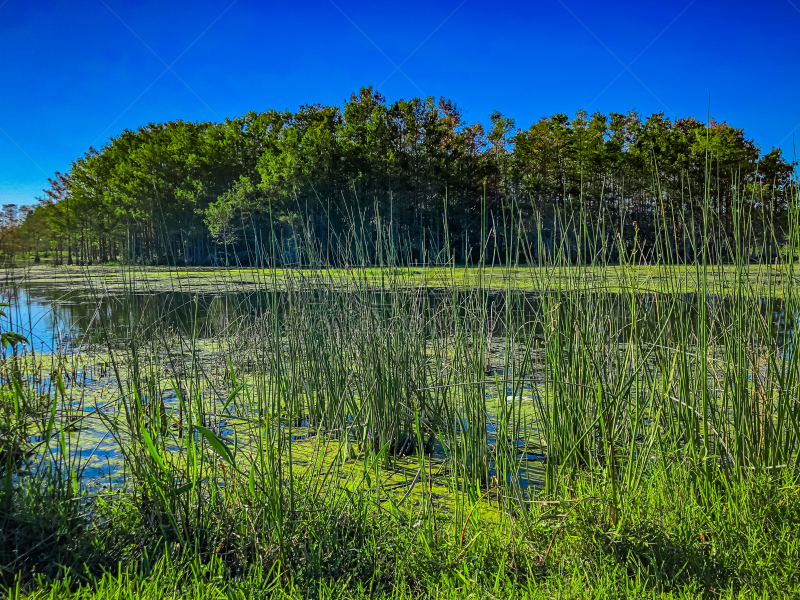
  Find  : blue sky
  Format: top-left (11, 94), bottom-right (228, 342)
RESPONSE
top-left (1, 0), bottom-right (799, 205)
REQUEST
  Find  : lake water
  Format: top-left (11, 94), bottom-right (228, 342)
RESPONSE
top-left (1, 281), bottom-right (795, 494)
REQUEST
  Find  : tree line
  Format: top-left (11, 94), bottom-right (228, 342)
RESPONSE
top-left (3, 87), bottom-right (796, 267)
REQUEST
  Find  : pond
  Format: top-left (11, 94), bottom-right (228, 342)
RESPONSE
top-left (1, 280), bottom-right (796, 498)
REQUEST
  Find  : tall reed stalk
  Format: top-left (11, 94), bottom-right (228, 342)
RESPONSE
top-left (1, 165), bottom-right (799, 592)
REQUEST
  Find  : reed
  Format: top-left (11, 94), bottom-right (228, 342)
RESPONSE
top-left (1, 172), bottom-right (800, 597)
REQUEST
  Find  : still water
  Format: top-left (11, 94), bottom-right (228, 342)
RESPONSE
top-left (3, 283), bottom-right (793, 354)
top-left (1, 282), bottom-right (794, 493)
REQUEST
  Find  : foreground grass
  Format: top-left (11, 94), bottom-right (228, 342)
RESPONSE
top-left (5, 465), bottom-right (800, 599)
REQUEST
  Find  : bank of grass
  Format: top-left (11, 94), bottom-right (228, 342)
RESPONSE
top-left (4, 463), bottom-right (800, 598)
top-left (3, 195), bottom-right (800, 598)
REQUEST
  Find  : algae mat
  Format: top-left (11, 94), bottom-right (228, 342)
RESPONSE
top-left (4, 263), bottom-right (798, 296)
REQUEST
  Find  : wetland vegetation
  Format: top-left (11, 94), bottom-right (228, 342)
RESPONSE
top-left (2, 92), bottom-right (800, 598)
top-left (3, 214), bottom-right (800, 598)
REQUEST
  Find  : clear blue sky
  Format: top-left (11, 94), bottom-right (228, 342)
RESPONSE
top-left (1, 0), bottom-right (799, 206)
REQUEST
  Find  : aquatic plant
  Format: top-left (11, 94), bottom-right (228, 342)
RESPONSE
top-left (2, 180), bottom-right (800, 597)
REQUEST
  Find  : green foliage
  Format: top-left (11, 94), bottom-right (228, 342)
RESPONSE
top-left (8, 88), bottom-right (793, 267)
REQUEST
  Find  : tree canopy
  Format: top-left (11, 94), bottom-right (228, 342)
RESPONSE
top-left (5, 87), bottom-right (796, 266)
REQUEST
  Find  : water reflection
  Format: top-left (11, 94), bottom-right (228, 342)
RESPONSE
top-left (3, 285), bottom-right (795, 355)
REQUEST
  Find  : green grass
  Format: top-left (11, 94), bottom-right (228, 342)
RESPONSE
top-left (3, 193), bottom-right (800, 598)
top-left (4, 467), bottom-right (800, 598)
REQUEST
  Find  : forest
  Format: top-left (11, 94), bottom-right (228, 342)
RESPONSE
top-left (1, 86), bottom-right (795, 267)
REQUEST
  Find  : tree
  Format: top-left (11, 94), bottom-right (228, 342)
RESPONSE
top-left (8, 90), bottom-right (793, 268)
